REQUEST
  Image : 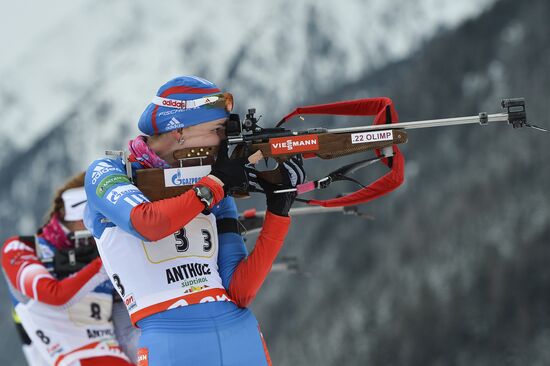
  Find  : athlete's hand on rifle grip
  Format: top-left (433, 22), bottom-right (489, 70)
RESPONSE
top-left (248, 155), bottom-right (306, 216)
top-left (209, 140), bottom-right (260, 195)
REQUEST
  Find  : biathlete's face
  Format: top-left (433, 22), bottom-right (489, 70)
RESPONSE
top-left (180, 118), bottom-right (227, 148)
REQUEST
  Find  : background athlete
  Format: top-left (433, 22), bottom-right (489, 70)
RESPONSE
top-left (2, 173), bottom-right (134, 366)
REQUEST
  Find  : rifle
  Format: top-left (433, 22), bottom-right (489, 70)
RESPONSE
top-left (30, 230), bottom-right (100, 278)
top-left (130, 97), bottom-right (544, 206)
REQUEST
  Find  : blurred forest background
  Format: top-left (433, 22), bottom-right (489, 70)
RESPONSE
top-left (0, 0), bottom-right (549, 365)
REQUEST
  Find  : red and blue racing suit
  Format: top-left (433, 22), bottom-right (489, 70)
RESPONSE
top-left (84, 157), bottom-right (290, 366)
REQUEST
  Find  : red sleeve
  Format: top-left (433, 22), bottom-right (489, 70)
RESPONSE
top-left (228, 212), bottom-right (291, 307)
top-left (2, 237), bottom-right (104, 306)
top-left (130, 176), bottom-right (224, 241)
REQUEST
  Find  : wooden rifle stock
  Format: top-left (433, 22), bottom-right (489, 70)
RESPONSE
top-left (134, 130), bottom-right (407, 201)
top-left (232, 130), bottom-right (407, 159)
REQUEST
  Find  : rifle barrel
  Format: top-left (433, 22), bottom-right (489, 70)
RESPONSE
top-left (326, 112), bottom-right (509, 133)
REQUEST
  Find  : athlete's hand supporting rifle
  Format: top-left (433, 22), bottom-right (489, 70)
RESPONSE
top-left (209, 140), bottom-right (262, 195)
top-left (248, 156), bottom-right (306, 216)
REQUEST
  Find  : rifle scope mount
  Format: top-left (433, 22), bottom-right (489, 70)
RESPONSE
top-left (226, 108), bottom-right (263, 137)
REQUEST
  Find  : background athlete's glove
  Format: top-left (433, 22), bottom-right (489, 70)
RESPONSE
top-left (210, 140), bottom-right (250, 195)
top-left (248, 156), bottom-right (306, 216)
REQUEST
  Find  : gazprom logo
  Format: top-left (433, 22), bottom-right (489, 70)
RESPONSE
top-left (163, 166), bottom-right (212, 188)
top-left (171, 170), bottom-right (201, 186)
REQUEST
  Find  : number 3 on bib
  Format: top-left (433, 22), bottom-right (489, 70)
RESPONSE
top-left (174, 229), bottom-right (189, 252)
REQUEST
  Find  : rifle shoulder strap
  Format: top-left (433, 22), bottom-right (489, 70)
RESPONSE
top-left (216, 218), bottom-right (244, 235)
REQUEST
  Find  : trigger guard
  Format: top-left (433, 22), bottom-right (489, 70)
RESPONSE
top-left (254, 157), bottom-right (279, 172)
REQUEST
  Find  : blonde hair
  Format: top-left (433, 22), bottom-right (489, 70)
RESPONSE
top-left (45, 172), bottom-right (86, 223)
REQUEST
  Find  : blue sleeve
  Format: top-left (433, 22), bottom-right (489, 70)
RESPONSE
top-left (212, 197), bottom-right (248, 289)
top-left (84, 159), bottom-right (149, 240)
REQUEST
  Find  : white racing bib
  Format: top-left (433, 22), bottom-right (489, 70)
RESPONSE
top-left (96, 213), bottom-right (232, 325)
top-left (15, 293), bottom-right (126, 366)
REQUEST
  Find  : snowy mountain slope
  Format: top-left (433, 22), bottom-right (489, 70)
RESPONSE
top-left (0, 0), bottom-right (496, 163)
top-left (252, 0), bottom-right (550, 364)
top-left (0, 1), bottom-right (506, 365)
top-left (0, 0), bottom-right (89, 69)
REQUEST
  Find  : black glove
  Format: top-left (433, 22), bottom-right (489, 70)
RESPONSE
top-left (248, 156), bottom-right (306, 216)
top-left (210, 140), bottom-right (250, 195)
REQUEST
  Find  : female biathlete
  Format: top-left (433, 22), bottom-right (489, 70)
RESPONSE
top-left (84, 75), bottom-right (305, 365)
top-left (2, 173), bottom-right (134, 366)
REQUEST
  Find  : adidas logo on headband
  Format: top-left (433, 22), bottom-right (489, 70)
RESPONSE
top-left (151, 95), bottom-right (221, 110)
